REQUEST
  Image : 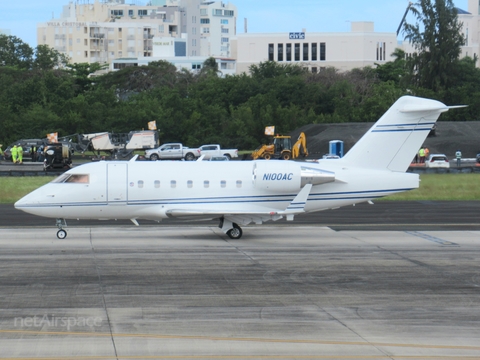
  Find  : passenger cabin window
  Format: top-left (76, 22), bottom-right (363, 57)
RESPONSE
top-left (204, 180), bottom-right (209, 188)
top-left (51, 174), bottom-right (89, 184)
top-left (138, 180), bottom-right (144, 188)
top-left (187, 180), bottom-right (193, 188)
top-left (221, 180), bottom-right (226, 188)
top-left (236, 180), bottom-right (242, 188)
top-left (154, 180), bottom-right (160, 188)
top-left (171, 180), bottom-right (176, 188)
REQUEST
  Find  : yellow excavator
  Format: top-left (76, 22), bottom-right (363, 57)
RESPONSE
top-left (252, 131), bottom-right (308, 160)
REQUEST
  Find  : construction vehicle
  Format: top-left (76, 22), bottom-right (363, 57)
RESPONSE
top-left (252, 130), bottom-right (308, 160)
top-left (59, 130), bottom-right (159, 159)
top-left (397, 2), bottom-right (413, 36)
top-left (43, 143), bottom-right (73, 171)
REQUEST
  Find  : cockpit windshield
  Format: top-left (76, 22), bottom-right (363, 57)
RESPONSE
top-left (51, 174), bottom-right (89, 184)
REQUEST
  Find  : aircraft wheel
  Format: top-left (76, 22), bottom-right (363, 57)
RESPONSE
top-left (227, 223), bottom-right (243, 239)
top-left (57, 229), bottom-right (67, 239)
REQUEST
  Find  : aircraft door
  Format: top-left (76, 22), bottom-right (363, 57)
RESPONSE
top-left (107, 163), bottom-right (127, 203)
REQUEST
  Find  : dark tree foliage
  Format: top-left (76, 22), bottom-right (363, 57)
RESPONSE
top-left (2, 31), bottom-right (480, 148)
top-left (0, 35), bottom-right (34, 69)
top-left (402, 0), bottom-right (465, 91)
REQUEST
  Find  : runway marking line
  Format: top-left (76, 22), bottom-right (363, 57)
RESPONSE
top-left (326, 223), bottom-right (480, 228)
top-left (1, 329), bottom-right (480, 352)
top-left (405, 231), bottom-right (459, 246)
top-left (1, 356), bottom-right (480, 360)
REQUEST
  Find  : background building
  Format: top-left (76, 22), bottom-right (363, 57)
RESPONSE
top-left (456, 0), bottom-right (479, 61)
top-left (37, 0), bottom-right (480, 75)
top-left (37, 0), bottom-right (236, 66)
top-left (111, 55), bottom-right (236, 76)
top-left (232, 22), bottom-right (398, 74)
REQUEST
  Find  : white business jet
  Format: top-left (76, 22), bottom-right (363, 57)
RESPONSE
top-left (15, 96), bottom-right (461, 239)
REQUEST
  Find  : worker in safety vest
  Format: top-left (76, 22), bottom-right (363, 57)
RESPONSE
top-left (418, 147), bottom-right (425, 164)
top-left (455, 150), bottom-right (462, 167)
top-left (11, 145), bottom-right (18, 164)
top-left (30, 145), bottom-right (37, 162)
top-left (17, 144), bottom-right (23, 164)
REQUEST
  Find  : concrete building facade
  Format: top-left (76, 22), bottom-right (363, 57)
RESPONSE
top-left (111, 56), bottom-right (236, 76)
top-left (37, 0), bottom-right (236, 65)
top-left (37, 0), bottom-right (480, 75)
top-left (232, 22), bottom-right (398, 74)
top-left (457, 0), bottom-right (480, 61)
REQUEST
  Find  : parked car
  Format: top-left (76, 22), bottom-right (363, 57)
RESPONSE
top-left (425, 154), bottom-right (450, 168)
top-left (145, 143), bottom-right (200, 161)
top-left (209, 156), bottom-right (230, 161)
top-left (199, 144), bottom-right (238, 160)
top-left (322, 154), bottom-right (340, 159)
top-left (477, 152), bottom-right (480, 164)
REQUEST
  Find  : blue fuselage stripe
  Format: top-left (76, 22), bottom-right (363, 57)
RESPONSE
top-left (16, 188), bottom-right (414, 209)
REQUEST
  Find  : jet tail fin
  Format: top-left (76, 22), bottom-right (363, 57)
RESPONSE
top-left (341, 96), bottom-right (463, 172)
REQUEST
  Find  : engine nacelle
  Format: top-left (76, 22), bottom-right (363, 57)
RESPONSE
top-left (253, 161), bottom-right (335, 192)
top-left (253, 161), bottom-right (301, 192)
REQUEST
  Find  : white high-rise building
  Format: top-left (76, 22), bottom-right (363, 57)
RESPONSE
top-left (37, 0), bottom-right (237, 65)
top-left (455, 0), bottom-right (480, 61)
top-left (198, 1), bottom-right (236, 58)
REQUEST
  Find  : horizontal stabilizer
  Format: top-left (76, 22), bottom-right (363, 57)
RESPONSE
top-left (399, 104), bottom-right (467, 113)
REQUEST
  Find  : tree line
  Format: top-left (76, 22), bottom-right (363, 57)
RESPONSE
top-left (1, 0), bottom-right (479, 149)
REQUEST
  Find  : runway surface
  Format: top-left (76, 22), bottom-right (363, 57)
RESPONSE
top-left (1, 202), bottom-right (480, 358)
top-left (0, 226), bottom-right (479, 358)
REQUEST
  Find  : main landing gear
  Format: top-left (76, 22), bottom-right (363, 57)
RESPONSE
top-left (56, 218), bottom-right (68, 239)
top-left (219, 218), bottom-right (243, 239)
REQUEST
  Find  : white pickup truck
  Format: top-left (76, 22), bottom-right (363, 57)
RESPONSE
top-left (145, 143), bottom-right (201, 161)
top-left (199, 144), bottom-right (238, 160)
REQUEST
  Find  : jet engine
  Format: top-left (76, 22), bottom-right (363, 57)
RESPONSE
top-left (253, 161), bottom-right (335, 192)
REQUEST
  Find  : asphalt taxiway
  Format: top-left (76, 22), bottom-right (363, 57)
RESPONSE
top-left (0, 222), bottom-right (480, 358)
top-left (2, 200), bottom-right (480, 231)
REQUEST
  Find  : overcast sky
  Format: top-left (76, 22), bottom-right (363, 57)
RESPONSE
top-left (0, 0), bottom-right (470, 48)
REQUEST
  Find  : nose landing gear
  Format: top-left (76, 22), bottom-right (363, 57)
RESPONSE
top-left (56, 218), bottom-right (68, 239)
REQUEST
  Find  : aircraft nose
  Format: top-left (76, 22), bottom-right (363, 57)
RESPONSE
top-left (14, 191), bottom-right (39, 210)
top-left (14, 194), bottom-right (31, 209)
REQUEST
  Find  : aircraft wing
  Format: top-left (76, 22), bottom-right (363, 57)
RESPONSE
top-left (165, 209), bottom-right (284, 225)
top-left (165, 184), bottom-right (313, 225)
